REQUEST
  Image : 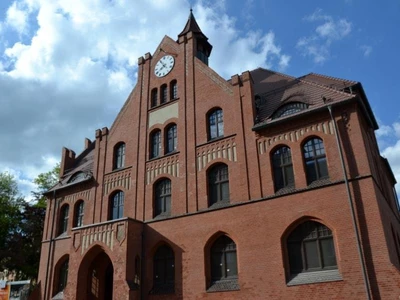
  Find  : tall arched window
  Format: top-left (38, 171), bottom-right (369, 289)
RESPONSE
top-left (166, 124), bottom-right (177, 154)
top-left (160, 84), bottom-right (168, 104)
top-left (208, 108), bottom-right (224, 140)
top-left (287, 221), bottom-right (337, 275)
top-left (153, 245), bottom-right (175, 293)
top-left (272, 146), bottom-right (294, 191)
top-left (114, 142), bottom-right (126, 170)
top-left (210, 235), bottom-right (238, 282)
top-left (208, 164), bottom-right (229, 206)
top-left (74, 200), bottom-right (84, 227)
top-left (170, 80), bottom-right (178, 100)
top-left (303, 138), bottom-right (328, 184)
top-left (151, 130), bottom-right (161, 159)
top-left (154, 179), bottom-right (171, 217)
top-left (57, 258), bottom-right (69, 293)
top-left (151, 88), bottom-right (158, 107)
top-left (109, 191), bottom-right (124, 220)
top-left (58, 205), bottom-right (69, 235)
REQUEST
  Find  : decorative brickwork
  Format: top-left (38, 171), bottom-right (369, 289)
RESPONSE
top-left (196, 136), bottom-right (237, 171)
top-left (103, 168), bottom-right (132, 195)
top-left (146, 153), bottom-right (179, 184)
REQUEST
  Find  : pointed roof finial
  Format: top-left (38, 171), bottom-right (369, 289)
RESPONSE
top-left (178, 8), bottom-right (204, 37)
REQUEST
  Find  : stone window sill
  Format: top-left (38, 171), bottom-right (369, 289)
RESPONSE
top-left (287, 269), bottom-right (342, 286)
top-left (207, 279), bottom-right (240, 293)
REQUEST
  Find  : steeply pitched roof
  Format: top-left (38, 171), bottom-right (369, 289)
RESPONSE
top-left (300, 73), bottom-right (357, 90)
top-left (178, 9), bottom-right (207, 39)
top-left (47, 142), bottom-right (95, 193)
top-left (251, 68), bottom-right (360, 128)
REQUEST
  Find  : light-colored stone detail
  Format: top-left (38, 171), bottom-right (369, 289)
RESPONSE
top-left (146, 153), bottom-right (179, 184)
top-left (148, 102), bottom-right (179, 128)
top-left (258, 120), bottom-right (333, 154)
top-left (196, 136), bottom-right (237, 171)
top-left (104, 168), bottom-right (131, 195)
top-left (80, 220), bottom-right (126, 254)
top-left (65, 190), bottom-right (91, 203)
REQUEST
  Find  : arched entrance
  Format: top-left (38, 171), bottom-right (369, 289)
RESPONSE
top-left (77, 247), bottom-right (114, 300)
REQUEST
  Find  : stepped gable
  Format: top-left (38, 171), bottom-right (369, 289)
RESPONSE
top-left (253, 71), bottom-right (356, 126)
top-left (48, 142), bottom-right (95, 192)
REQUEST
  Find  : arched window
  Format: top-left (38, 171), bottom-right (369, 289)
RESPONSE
top-left (210, 235), bottom-right (238, 282)
top-left (287, 221), bottom-right (337, 275)
top-left (303, 138), bottom-right (328, 184)
top-left (154, 179), bottom-right (171, 217)
top-left (208, 108), bottom-right (224, 140)
top-left (151, 88), bottom-right (158, 107)
top-left (74, 200), bottom-right (84, 227)
top-left (160, 84), bottom-right (168, 104)
top-left (272, 102), bottom-right (308, 119)
top-left (58, 205), bottom-right (69, 235)
top-left (150, 130), bottom-right (161, 159)
top-left (153, 245), bottom-right (175, 293)
top-left (165, 124), bottom-right (177, 154)
top-left (208, 164), bottom-right (229, 206)
top-left (272, 146), bottom-right (294, 191)
top-left (68, 171), bottom-right (87, 183)
top-left (109, 191), bottom-right (124, 220)
top-left (57, 258), bottom-right (69, 293)
top-left (170, 80), bottom-right (178, 100)
top-left (114, 142), bottom-right (125, 170)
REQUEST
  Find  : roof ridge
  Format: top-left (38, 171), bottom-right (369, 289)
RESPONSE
top-left (307, 72), bottom-right (358, 84)
top-left (297, 77), bottom-right (357, 98)
top-left (252, 67), bottom-right (296, 80)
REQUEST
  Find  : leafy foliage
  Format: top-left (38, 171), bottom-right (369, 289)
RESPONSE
top-left (0, 165), bottom-right (59, 280)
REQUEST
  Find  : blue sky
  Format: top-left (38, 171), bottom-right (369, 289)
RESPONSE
top-left (0, 0), bottom-right (399, 198)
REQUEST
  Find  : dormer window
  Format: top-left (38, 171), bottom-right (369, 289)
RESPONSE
top-left (272, 102), bottom-right (308, 119)
top-left (68, 172), bottom-right (86, 183)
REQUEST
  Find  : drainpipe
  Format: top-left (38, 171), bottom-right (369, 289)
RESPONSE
top-left (328, 105), bottom-right (371, 300)
top-left (140, 231), bottom-right (145, 300)
top-left (44, 190), bottom-right (58, 300)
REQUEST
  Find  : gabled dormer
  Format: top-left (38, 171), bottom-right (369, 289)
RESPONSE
top-left (177, 9), bottom-right (212, 65)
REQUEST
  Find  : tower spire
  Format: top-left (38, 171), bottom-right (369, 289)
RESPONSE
top-left (177, 9), bottom-right (213, 65)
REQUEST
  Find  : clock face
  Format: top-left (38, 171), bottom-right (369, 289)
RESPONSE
top-left (154, 55), bottom-right (175, 77)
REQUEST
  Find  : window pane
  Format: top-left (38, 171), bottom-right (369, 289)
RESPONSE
top-left (304, 241), bottom-right (320, 269)
top-left (166, 257), bottom-right (175, 283)
top-left (154, 259), bottom-right (165, 284)
top-left (274, 167), bottom-right (284, 190)
top-left (211, 252), bottom-right (223, 280)
top-left (306, 160), bottom-right (317, 183)
top-left (221, 182), bottom-right (230, 200)
top-left (285, 165), bottom-right (294, 185)
top-left (317, 157), bottom-right (328, 178)
top-left (288, 242), bottom-right (303, 273)
top-left (321, 238), bottom-right (337, 267)
top-left (165, 195), bottom-right (171, 213)
top-left (225, 251), bottom-right (238, 277)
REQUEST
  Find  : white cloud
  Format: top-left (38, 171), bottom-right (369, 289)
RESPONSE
top-left (376, 121), bottom-right (400, 194)
top-left (360, 45), bottom-right (372, 57)
top-left (297, 8), bottom-right (352, 64)
top-left (5, 1), bottom-right (29, 34)
top-left (0, 0), bottom-right (289, 198)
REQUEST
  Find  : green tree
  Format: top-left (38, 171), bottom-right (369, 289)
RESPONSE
top-left (0, 165), bottom-right (60, 280)
top-left (0, 172), bottom-right (25, 278)
top-left (32, 163), bottom-right (60, 207)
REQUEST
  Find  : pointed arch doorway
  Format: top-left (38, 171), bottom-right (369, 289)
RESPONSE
top-left (77, 247), bottom-right (114, 300)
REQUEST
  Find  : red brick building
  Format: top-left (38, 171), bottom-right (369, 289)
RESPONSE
top-left (37, 11), bottom-right (400, 300)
